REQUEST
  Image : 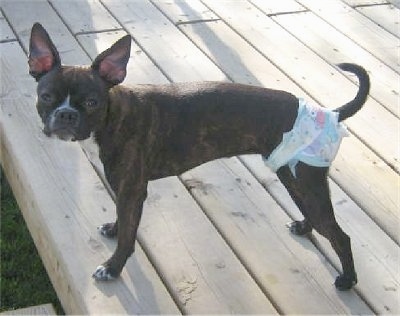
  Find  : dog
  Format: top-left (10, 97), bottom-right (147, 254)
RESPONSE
top-left (28, 23), bottom-right (370, 290)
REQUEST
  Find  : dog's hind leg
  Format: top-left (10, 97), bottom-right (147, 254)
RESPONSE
top-left (277, 163), bottom-right (357, 290)
top-left (276, 165), bottom-right (313, 235)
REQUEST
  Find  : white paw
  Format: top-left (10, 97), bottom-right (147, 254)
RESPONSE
top-left (97, 225), bottom-right (109, 236)
top-left (92, 265), bottom-right (115, 281)
top-left (97, 223), bottom-right (117, 238)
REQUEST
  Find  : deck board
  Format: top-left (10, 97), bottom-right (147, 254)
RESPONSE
top-left (1, 0), bottom-right (91, 64)
top-left (342, 0), bottom-right (388, 5)
top-left (0, 11), bottom-right (15, 42)
top-left (271, 10), bottom-right (399, 117)
top-left (389, 0), bottom-right (400, 8)
top-left (141, 178), bottom-right (277, 314)
top-left (153, 0), bottom-right (306, 95)
top-left (355, 3), bottom-right (400, 36)
top-left (250, 0), bottom-right (306, 14)
top-left (297, 0), bottom-right (400, 73)
top-left (50, 0), bottom-right (121, 35)
top-left (341, 1), bottom-right (400, 37)
top-left (1, 0), bottom-right (399, 314)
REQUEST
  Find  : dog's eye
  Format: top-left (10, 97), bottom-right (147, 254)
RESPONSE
top-left (40, 93), bottom-right (52, 103)
top-left (84, 99), bottom-right (98, 108)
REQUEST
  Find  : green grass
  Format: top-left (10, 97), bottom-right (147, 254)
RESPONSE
top-left (0, 173), bottom-right (64, 314)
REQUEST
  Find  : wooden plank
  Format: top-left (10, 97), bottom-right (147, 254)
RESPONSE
top-left (342, 0), bottom-right (400, 37)
top-left (172, 21), bottom-right (307, 94)
top-left (343, 0), bottom-right (389, 5)
top-left (102, 0), bottom-right (226, 82)
top-left (203, 0), bottom-right (399, 173)
top-left (0, 304), bottom-right (56, 315)
top-left (0, 41), bottom-right (180, 315)
top-left (180, 158), bottom-right (373, 315)
top-left (76, 31), bottom-right (278, 316)
top-left (185, 0), bottom-right (400, 243)
top-left (49, 0), bottom-right (121, 34)
top-left (273, 11), bottom-right (399, 117)
top-left (141, 178), bottom-right (278, 314)
top-left (240, 154), bottom-right (400, 314)
top-left (356, 4), bottom-right (400, 37)
top-left (296, 0), bottom-right (400, 73)
top-left (0, 11), bottom-right (16, 42)
top-left (250, 0), bottom-right (306, 14)
top-left (1, 0), bottom-right (91, 65)
top-left (153, 0), bottom-right (305, 19)
top-left (389, 0), bottom-right (400, 8)
top-left (330, 140), bottom-right (399, 244)
top-left (345, 0), bottom-right (400, 10)
top-left (4, 1), bottom-right (279, 314)
top-left (150, 0), bottom-right (219, 24)
top-left (151, 0), bottom-right (304, 87)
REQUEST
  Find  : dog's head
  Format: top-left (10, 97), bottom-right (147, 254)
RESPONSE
top-left (28, 23), bottom-right (131, 141)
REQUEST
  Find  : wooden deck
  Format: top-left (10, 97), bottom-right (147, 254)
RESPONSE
top-left (0, 0), bottom-right (399, 314)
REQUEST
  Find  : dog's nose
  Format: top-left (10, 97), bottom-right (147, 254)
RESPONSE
top-left (54, 108), bottom-right (79, 127)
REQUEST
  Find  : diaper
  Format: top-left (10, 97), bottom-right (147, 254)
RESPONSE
top-left (264, 98), bottom-right (348, 177)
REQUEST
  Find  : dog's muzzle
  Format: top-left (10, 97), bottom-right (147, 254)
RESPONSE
top-left (45, 107), bottom-right (80, 141)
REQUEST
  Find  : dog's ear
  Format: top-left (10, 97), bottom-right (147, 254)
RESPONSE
top-left (91, 35), bottom-right (131, 86)
top-left (28, 23), bottom-right (61, 80)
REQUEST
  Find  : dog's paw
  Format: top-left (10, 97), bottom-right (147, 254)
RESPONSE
top-left (98, 222), bottom-right (117, 238)
top-left (286, 220), bottom-right (312, 236)
top-left (92, 265), bottom-right (118, 281)
top-left (334, 274), bottom-right (357, 291)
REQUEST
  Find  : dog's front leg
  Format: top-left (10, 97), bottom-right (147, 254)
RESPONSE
top-left (93, 182), bottom-right (148, 281)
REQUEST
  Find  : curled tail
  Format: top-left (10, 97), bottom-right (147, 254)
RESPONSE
top-left (334, 63), bottom-right (370, 122)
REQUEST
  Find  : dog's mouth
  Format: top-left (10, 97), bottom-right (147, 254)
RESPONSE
top-left (43, 126), bottom-right (78, 142)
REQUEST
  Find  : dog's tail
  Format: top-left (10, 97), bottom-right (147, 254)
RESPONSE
top-left (334, 63), bottom-right (370, 122)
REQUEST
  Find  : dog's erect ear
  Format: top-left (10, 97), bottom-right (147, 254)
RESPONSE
top-left (28, 23), bottom-right (61, 80)
top-left (91, 35), bottom-right (131, 85)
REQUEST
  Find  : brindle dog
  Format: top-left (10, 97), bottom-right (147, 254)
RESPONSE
top-left (28, 23), bottom-right (369, 290)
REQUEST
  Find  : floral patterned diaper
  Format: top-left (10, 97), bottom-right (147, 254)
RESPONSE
top-left (264, 98), bottom-right (348, 177)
